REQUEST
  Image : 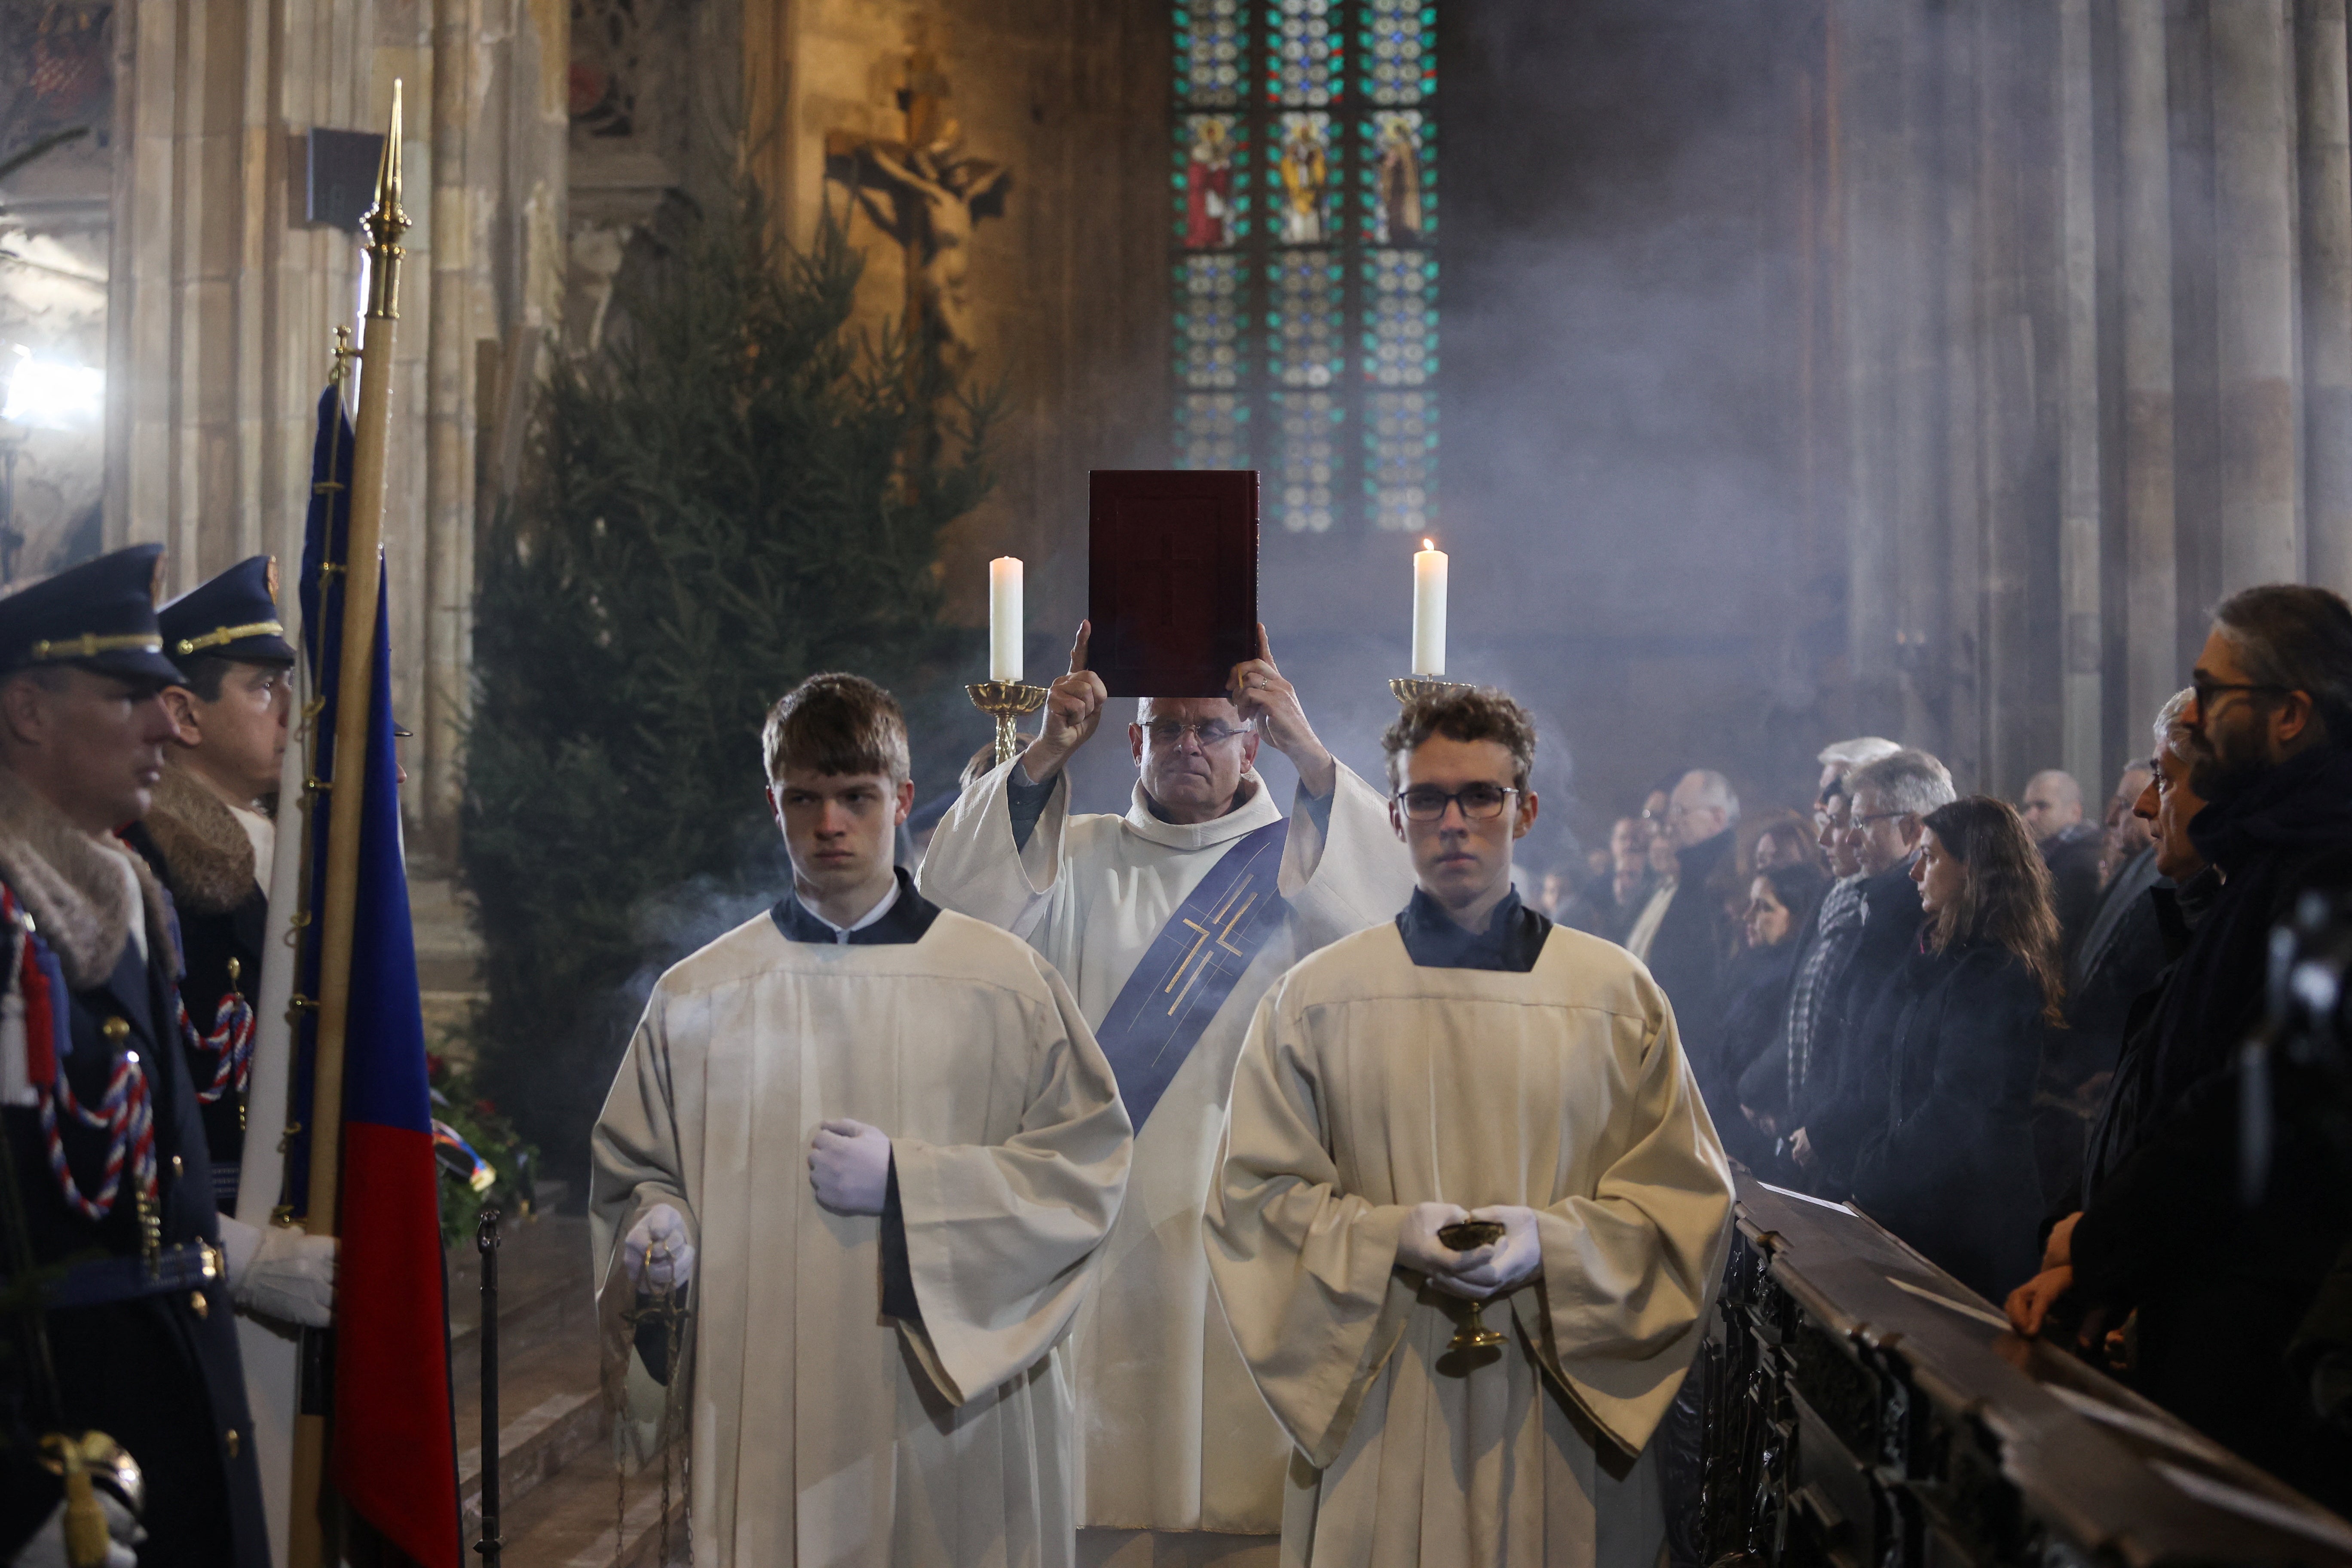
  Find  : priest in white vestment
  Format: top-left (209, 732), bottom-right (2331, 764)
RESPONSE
top-left (592, 674), bottom-right (1133, 1568)
top-left (1204, 686), bottom-right (1734, 1568)
top-left (919, 625), bottom-right (1415, 1564)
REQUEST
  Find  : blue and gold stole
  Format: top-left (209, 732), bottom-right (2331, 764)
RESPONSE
top-left (1093, 817), bottom-right (1289, 1128)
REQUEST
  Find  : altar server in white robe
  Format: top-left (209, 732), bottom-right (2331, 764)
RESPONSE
top-left (1204, 686), bottom-right (1734, 1568)
top-left (919, 625), bottom-right (1415, 1564)
top-left (591, 672), bottom-right (1133, 1568)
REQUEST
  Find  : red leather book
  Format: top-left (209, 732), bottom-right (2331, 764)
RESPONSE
top-left (1087, 469), bottom-right (1259, 698)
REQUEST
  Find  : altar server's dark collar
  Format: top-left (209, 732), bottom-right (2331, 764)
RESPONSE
top-left (158, 554), bottom-right (294, 671)
top-left (1396, 885), bottom-right (1551, 972)
top-left (0, 544), bottom-right (183, 686)
top-left (771, 866), bottom-right (941, 945)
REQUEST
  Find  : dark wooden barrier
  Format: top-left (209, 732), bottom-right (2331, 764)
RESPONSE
top-left (1697, 1174), bottom-right (2352, 1567)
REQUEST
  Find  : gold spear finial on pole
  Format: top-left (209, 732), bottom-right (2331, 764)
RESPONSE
top-left (361, 79), bottom-right (409, 321)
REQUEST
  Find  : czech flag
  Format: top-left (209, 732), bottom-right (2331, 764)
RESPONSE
top-left (288, 385), bottom-right (460, 1565)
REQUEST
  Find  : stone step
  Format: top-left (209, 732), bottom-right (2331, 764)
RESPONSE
top-left (455, 1324), bottom-right (607, 1543)
top-left (490, 1433), bottom-right (689, 1568)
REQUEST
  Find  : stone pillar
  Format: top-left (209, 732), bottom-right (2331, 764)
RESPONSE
top-left (1938, 0), bottom-right (1984, 789)
top-left (1836, 0), bottom-right (1912, 742)
top-left (2210, 0), bottom-right (2302, 590)
top-left (425, 0), bottom-right (484, 829)
top-left (100, 0), bottom-right (563, 831)
top-left (2118, 0), bottom-right (2179, 736)
top-left (2055, 0), bottom-right (2102, 786)
top-left (2300, 0), bottom-right (2352, 595)
top-left (104, 0), bottom-right (185, 568)
top-left (1972, 0), bottom-right (2052, 798)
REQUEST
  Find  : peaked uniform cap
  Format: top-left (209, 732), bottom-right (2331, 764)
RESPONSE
top-left (158, 554), bottom-right (294, 674)
top-left (0, 544), bottom-right (184, 685)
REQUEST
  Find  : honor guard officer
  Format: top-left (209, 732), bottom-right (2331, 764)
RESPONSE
top-left (122, 556), bottom-right (296, 1214)
top-left (0, 546), bottom-right (289, 1568)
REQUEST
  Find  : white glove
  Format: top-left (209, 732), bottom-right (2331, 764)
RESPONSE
top-left (622, 1204), bottom-right (696, 1293)
top-left (218, 1216), bottom-right (338, 1327)
top-left (808, 1119), bottom-right (891, 1216)
top-left (18, 1487), bottom-right (143, 1568)
top-left (1440, 1206), bottom-right (1544, 1302)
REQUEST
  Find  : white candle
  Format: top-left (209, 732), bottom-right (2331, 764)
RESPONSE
top-left (988, 557), bottom-right (1024, 682)
top-left (1411, 538), bottom-right (1447, 676)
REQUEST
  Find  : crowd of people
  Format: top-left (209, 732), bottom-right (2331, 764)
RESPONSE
top-left (9, 538), bottom-right (2352, 1566)
top-left (1530, 583), bottom-right (2352, 1513)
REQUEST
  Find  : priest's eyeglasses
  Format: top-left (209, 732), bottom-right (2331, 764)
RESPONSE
top-left (1144, 719), bottom-right (1246, 747)
top-left (1394, 783), bottom-right (1519, 821)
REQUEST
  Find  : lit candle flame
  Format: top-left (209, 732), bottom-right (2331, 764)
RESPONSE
top-left (1422, 537), bottom-right (1434, 551)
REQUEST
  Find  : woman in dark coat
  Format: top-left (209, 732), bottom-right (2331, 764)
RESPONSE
top-left (1706, 864), bottom-right (1829, 1166)
top-left (1845, 795), bottom-right (2060, 1301)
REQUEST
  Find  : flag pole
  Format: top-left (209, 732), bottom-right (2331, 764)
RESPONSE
top-left (289, 80), bottom-right (408, 1567)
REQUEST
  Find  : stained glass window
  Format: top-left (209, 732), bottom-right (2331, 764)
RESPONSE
top-left (1172, 0), bottom-right (1437, 532)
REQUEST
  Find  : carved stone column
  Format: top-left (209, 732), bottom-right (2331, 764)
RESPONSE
top-left (2210, 0), bottom-right (2302, 590)
top-left (2300, 0), bottom-right (2352, 595)
top-left (2055, 0), bottom-right (2102, 786)
top-left (101, 0), bottom-right (564, 833)
top-left (2118, 0), bottom-right (2179, 735)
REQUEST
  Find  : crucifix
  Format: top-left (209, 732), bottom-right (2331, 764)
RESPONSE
top-left (824, 47), bottom-right (1012, 373)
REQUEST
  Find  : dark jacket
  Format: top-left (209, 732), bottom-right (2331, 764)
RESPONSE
top-left (2110, 743), bottom-right (2352, 1169)
top-left (0, 772), bottom-right (267, 1567)
top-left (2041, 821), bottom-right (2106, 968)
top-left (1795, 857), bottom-right (1924, 1183)
top-left (2035, 847), bottom-right (2172, 1206)
top-left (1708, 938), bottom-right (1802, 1167)
top-left (1847, 942), bottom-right (2048, 1300)
top-left (2070, 1045), bottom-right (2352, 1512)
top-left (1559, 872), bottom-right (1653, 945)
top-left (121, 766), bottom-right (267, 1212)
top-left (1643, 829), bottom-right (1739, 1064)
top-left (2068, 870), bottom-right (2215, 1213)
top-left (2064, 745), bottom-right (2352, 1510)
top-left (2058, 845), bottom-right (2167, 1081)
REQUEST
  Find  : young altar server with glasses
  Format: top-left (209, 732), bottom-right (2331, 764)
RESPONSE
top-left (1204, 686), bottom-right (1734, 1568)
top-left (590, 673), bottom-right (1132, 1566)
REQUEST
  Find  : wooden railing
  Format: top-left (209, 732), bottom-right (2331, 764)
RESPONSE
top-left (1697, 1174), bottom-right (2352, 1567)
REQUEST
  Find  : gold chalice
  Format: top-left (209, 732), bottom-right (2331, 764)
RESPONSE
top-left (1436, 1218), bottom-right (1508, 1365)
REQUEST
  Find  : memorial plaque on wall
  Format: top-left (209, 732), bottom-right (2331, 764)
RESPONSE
top-left (1087, 470), bottom-right (1259, 698)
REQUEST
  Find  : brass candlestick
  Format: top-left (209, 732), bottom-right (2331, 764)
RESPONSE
top-left (1391, 676), bottom-right (1471, 704)
top-left (967, 680), bottom-right (1048, 769)
top-left (1436, 1218), bottom-right (1508, 1364)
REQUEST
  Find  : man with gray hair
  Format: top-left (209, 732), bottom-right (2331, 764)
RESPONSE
top-left (1788, 747), bottom-right (1954, 1185)
top-left (1643, 768), bottom-right (1743, 1102)
top-left (1813, 736), bottom-right (1901, 799)
top-left (1742, 742), bottom-right (1907, 1146)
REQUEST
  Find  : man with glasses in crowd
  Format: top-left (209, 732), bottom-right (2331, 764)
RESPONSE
top-left (920, 621), bottom-right (1412, 1567)
top-left (2012, 587), bottom-right (2352, 1510)
top-left (1786, 746), bottom-right (1954, 1188)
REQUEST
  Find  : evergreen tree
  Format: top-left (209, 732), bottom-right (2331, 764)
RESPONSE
top-left (463, 191), bottom-right (992, 1177)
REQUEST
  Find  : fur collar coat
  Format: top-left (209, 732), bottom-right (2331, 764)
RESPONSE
top-left (0, 766), bottom-right (176, 991)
